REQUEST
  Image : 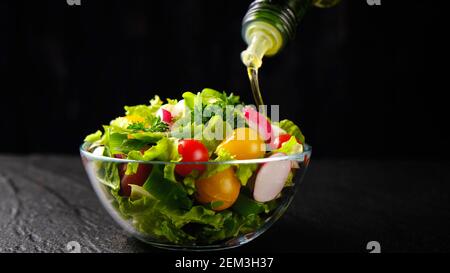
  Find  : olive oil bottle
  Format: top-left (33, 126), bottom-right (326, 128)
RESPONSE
top-left (241, 0), bottom-right (340, 108)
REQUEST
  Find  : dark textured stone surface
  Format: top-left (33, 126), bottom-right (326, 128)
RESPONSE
top-left (0, 155), bottom-right (449, 253)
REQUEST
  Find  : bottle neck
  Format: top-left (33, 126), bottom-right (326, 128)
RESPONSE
top-left (241, 21), bottom-right (282, 69)
top-left (241, 0), bottom-right (312, 68)
top-left (242, 0), bottom-right (313, 48)
top-left (241, 0), bottom-right (340, 68)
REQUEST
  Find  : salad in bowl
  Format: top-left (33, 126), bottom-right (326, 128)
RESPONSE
top-left (80, 88), bottom-right (311, 250)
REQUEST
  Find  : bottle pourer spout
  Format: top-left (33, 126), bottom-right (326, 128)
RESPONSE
top-left (241, 31), bottom-right (273, 69)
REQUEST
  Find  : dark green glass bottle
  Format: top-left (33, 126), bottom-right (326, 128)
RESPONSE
top-left (241, 0), bottom-right (340, 69)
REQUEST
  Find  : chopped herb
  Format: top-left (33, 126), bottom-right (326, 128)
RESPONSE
top-left (127, 117), bottom-right (169, 133)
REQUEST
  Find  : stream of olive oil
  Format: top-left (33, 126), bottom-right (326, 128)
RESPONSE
top-left (247, 67), bottom-right (266, 115)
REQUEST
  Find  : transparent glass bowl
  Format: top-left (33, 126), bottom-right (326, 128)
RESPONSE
top-left (80, 143), bottom-right (311, 251)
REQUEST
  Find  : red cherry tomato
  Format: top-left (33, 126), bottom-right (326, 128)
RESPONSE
top-left (113, 154), bottom-right (127, 178)
top-left (120, 164), bottom-right (152, 197)
top-left (272, 134), bottom-right (301, 149)
top-left (117, 147), bottom-right (152, 197)
top-left (175, 139), bottom-right (209, 176)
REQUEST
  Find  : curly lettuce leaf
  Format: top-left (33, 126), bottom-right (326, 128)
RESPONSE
top-left (124, 105), bottom-right (153, 120)
top-left (115, 139), bottom-right (147, 154)
top-left (103, 124), bottom-right (165, 155)
top-left (96, 161), bottom-right (121, 191)
top-left (200, 88), bottom-right (224, 105)
top-left (125, 137), bottom-right (179, 175)
top-left (196, 212), bottom-right (262, 244)
top-left (108, 132), bottom-right (128, 155)
top-left (91, 145), bottom-right (121, 191)
top-left (84, 130), bottom-right (102, 143)
top-left (141, 138), bottom-right (169, 161)
top-left (161, 206), bottom-right (224, 229)
top-left (201, 88), bottom-right (240, 106)
top-left (279, 119), bottom-right (305, 144)
top-left (122, 95), bottom-right (162, 120)
top-left (166, 98), bottom-right (178, 105)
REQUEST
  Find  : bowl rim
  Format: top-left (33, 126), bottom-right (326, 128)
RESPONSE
top-left (80, 143), bottom-right (312, 165)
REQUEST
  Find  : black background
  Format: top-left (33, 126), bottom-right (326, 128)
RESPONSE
top-left (1, 0), bottom-right (447, 158)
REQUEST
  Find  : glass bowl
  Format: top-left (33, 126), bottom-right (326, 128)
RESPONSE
top-left (80, 143), bottom-right (311, 251)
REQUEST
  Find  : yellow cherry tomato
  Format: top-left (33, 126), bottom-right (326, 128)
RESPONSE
top-left (195, 168), bottom-right (241, 211)
top-left (217, 128), bottom-right (266, 160)
top-left (126, 115), bottom-right (145, 124)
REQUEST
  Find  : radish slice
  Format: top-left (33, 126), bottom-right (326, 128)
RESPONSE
top-left (171, 99), bottom-right (185, 118)
top-left (267, 125), bottom-right (288, 150)
top-left (156, 108), bottom-right (172, 124)
top-left (243, 106), bottom-right (273, 142)
top-left (92, 146), bottom-right (105, 156)
top-left (271, 124), bottom-right (286, 139)
top-left (253, 153), bottom-right (291, 202)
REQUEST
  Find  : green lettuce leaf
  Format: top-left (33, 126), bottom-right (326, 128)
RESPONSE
top-left (163, 163), bottom-right (177, 183)
top-left (279, 119), bottom-right (305, 144)
top-left (95, 147), bottom-right (121, 191)
top-left (201, 115), bottom-right (233, 155)
top-left (110, 117), bottom-right (132, 130)
top-left (122, 95), bottom-right (162, 120)
top-left (182, 173), bottom-right (197, 195)
top-left (166, 98), bottom-right (178, 105)
top-left (201, 88), bottom-right (240, 107)
top-left (115, 139), bottom-right (147, 154)
top-left (235, 164), bottom-right (258, 186)
top-left (141, 138), bottom-right (169, 161)
top-left (182, 92), bottom-right (197, 111)
top-left (232, 193), bottom-right (269, 217)
top-left (84, 130), bottom-right (102, 143)
top-left (124, 105), bottom-right (153, 120)
top-left (143, 165), bottom-right (192, 210)
top-left (129, 184), bottom-right (151, 200)
top-left (161, 206), bottom-right (224, 229)
top-left (202, 149), bottom-right (258, 186)
top-left (127, 131), bottom-right (166, 143)
top-left (124, 151), bottom-right (142, 175)
top-left (149, 95), bottom-right (164, 115)
top-left (284, 171), bottom-right (295, 187)
top-left (196, 212), bottom-right (262, 244)
top-left (200, 88), bottom-right (224, 105)
top-left (125, 137), bottom-right (179, 175)
top-left (200, 149), bottom-right (234, 179)
top-left (108, 132), bottom-right (128, 155)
